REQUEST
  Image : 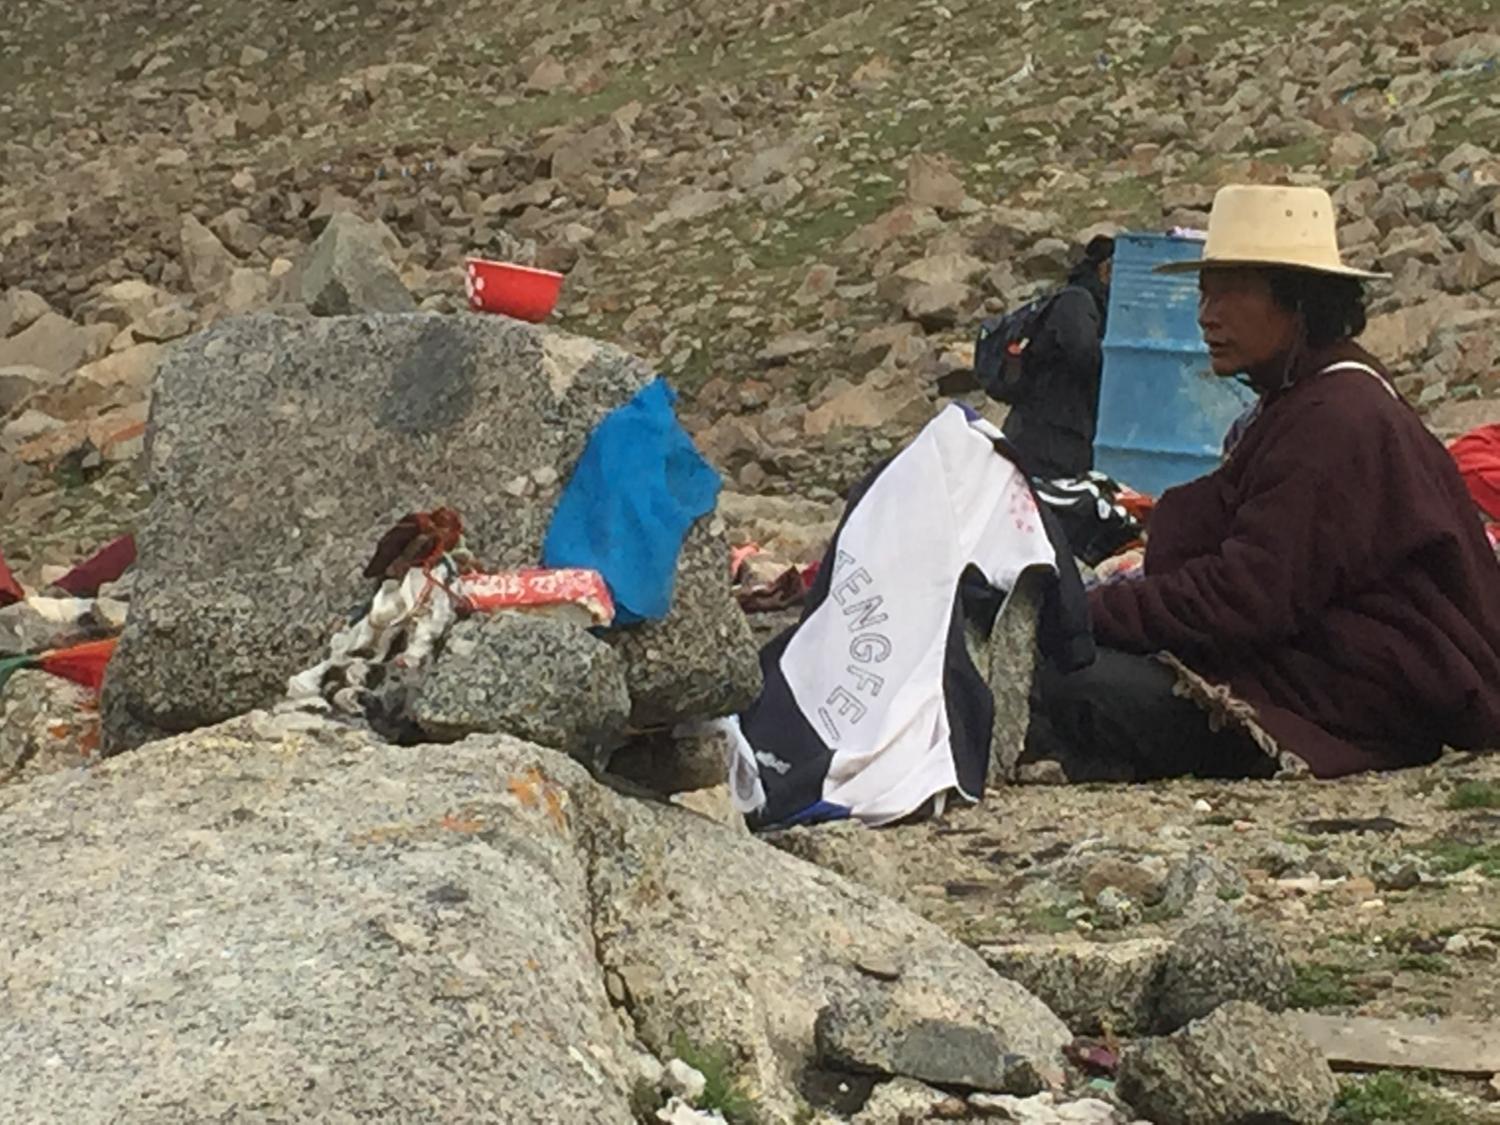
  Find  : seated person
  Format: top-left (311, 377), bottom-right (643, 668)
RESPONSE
top-left (1029, 185), bottom-right (1500, 780)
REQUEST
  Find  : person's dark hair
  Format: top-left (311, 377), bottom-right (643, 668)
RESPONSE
top-left (1267, 268), bottom-right (1367, 348)
top-left (1082, 235), bottom-right (1116, 264)
top-left (1068, 235), bottom-right (1115, 284)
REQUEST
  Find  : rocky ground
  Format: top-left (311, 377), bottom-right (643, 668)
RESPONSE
top-left (3, 0), bottom-right (1500, 1122)
top-left (776, 754), bottom-right (1500, 1112)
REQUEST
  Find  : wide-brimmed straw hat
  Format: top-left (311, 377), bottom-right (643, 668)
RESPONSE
top-left (1156, 185), bottom-right (1388, 280)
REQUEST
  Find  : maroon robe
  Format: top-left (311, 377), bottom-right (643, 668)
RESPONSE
top-left (1089, 341), bottom-right (1500, 776)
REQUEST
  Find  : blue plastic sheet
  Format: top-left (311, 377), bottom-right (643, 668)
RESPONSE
top-left (542, 378), bottom-right (721, 625)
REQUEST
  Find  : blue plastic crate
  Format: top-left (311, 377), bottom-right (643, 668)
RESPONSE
top-left (1095, 232), bottom-right (1258, 496)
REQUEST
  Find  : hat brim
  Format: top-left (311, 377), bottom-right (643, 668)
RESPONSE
top-left (1154, 257), bottom-right (1389, 281)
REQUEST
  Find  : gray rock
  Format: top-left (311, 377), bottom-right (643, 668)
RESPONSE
top-left (0, 716), bottom-right (640, 1122)
top-left (1119, 1001), bottom-right (1336, 1125)
top-left (0, 312), bottom-right (111, 377)
top-left (180, 214), bottom-right (237, 295)
top-left (757, 330), bottom-right (825, 367)
top-left (1425, 393), bottom-right (1500, 439)
top-left (1158, 853), bottom-right (1247, 917)
top-left (1372, 856), bottom-right (1426, 892)
top-left (1328, 131), bottom-right (1377, 170)
top-left (606, 520), bottom-right (760, 729)
top-left (1257, 840), bottom-right (1313, 877)
top-left (902, 280), bottom-right (971, 330)
top-left (814, 963), bottom-right (1065, 1094)
top-left (1155, 911), bottom-right (1293, 1033)
top-left (1092, 886), bottom-right (1141, 930)
top-left (606, 721), bottom-right (734, 795)
top-left (298, 213), bottom-right (417, 315)
top-left (1022, 238), bottom-right (1075, 279)
top-left (975, 566), bottom-right (1046, 785)
top-left (0, 670), bottom-right (95, 785)
top-left (851, 1078), bottom-right (955, 1123)
top-left (0, 597), bottom-right (104, 656)
top-left (1449, 232), bottom-right (1500, 291)
top-left (966, 1092), bottom-right (1132, 1124)
top-left (0, 407), bottom-right (63, 453)
top-left (81, 279), bottom-right (173, 328)
top-left (1077, 855), bottom-right (1170, 907)
top-left (219, 267), bottom-right (273, 316)
top-left (980, 938), bottom-right (1171, 1037)
top-left (0, 364), bottom-right (56, 418)
top-left (210, 206), bottom-right (269, 259)
top-left (905, 154), bottom-right (967, 212)
top-left (107, 580), bottom-right (335, 741)
top-left (129, 303), bottom-right (196, 343)
top-left (104, 314), bottom-right (753, 749)
top-left (765, 819), bottom-right (912, 901)
top-left (0, 288), bottom-right (50, 339)
top-left (414, 612), bottom-right (630, 756)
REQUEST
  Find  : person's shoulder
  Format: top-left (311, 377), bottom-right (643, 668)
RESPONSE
top-left (1050, 284), bottom-right (1094, 306)
top-left (1281, 357), bottom-right (1431, 461)
top-left (1044, 285), bottom-right (1099, 319)
top-left (1301, 360), bottom-right (1405, 420)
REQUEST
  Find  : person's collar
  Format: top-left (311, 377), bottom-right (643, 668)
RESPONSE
top-left (1257, 339), bottom-right (1384, 397)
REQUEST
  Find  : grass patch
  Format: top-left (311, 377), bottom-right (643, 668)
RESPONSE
top-left (1402, 997), bottom-right (1445, 1018)
top-left (1331, 1071), bottom-right (1471, 1125)
top-left (1421, 840), bottom-right (1500, 877)
top-left (1446, 780), bottom-right (1500, 810)
top-left (743, 190), bottom-right (896, 272)
top-left (1138, 901), bottom-right (1181, 926)
top-left (1279, 832), bottom-right (1321, 849)
top-left (1396, 952), bottom-right (1456, 977)
top-left (1023, 904), bottom-right (1078, 934)
top-left (1092, 175), bottom-right (1163, 225)
top-left (1258, 137), bottom-right (1326, 169)
top-left (1289, 962), bottom-right (1367, 1010)
top-left (669, 1033), bottom-right (761, 1125)
top-left (629, 1077), bottom-right (665, 1121)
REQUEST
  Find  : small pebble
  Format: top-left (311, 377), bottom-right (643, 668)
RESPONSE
top-left (1444, 933), bottom-right (1474, 956)
top-left (1192, 798), bottom-right (1213, 813)
top-left (855, 955), bottom-right (902, 981)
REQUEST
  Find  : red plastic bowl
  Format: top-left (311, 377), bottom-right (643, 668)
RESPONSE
top-left (465, 258), bottom-right (563, 323)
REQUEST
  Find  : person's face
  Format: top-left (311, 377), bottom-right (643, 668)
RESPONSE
top-left (1097, 258), bottom-right (1113, 288)
top-left (1197, 268), bottom-right (1300, 377)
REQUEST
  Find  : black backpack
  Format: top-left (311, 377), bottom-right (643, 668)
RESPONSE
top-left (974, 290), bottom-right (1059, 405)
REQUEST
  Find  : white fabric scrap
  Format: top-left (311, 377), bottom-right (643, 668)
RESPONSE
top-left (287, 558), bottom-right (462, 716)
top-left (681, 716), bottom-right (766, 816)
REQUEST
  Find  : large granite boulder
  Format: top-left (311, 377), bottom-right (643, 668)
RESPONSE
top-left (1, 715), bottom-right (1070, 1123)
top-left (103, 313), bottom-right (758, 750)
top-left (0, 715), bottom-right (640, 1123)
